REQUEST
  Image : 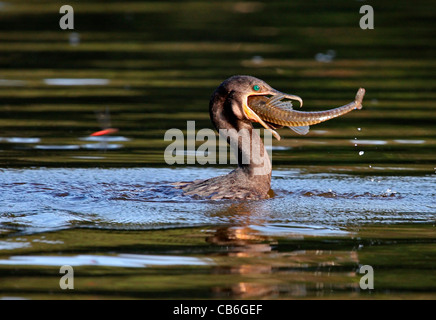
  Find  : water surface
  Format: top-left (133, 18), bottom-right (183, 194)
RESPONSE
top-left (0, 0), bottom-right (435, 299)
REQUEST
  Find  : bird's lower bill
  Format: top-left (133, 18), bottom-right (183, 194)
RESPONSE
top-left (242, 102), bottom-right (261, 122)
top-left (243, 95), bottom-right (281, 140)
top-left (244, 94), bottom-right (277, 123)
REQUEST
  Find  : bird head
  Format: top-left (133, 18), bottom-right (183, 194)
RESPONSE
top-left (218, 75), bottom-right (302, 140)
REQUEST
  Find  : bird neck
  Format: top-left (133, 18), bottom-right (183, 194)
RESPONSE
top-left (209, 91), bottom-right (272, 178)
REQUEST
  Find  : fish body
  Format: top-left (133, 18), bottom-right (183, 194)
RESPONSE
top-left (247, 88), bottom-right (365, 136)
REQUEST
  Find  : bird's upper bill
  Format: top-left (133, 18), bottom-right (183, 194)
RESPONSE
top-left (243, 89), bottom-right (303, 141)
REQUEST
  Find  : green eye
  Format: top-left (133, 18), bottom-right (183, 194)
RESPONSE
top-left (253, 85), bottom-right (260, 91)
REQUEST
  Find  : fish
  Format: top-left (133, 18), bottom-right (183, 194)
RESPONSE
top-left (247, 88), bottom-right (365, 139)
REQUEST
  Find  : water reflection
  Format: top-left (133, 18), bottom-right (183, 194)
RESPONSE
top-left (352, 139), bottom-right (388, 145)
top-left (1, 136), bottom-right (129, 151)
top-left (0, 254), bottom-right (211, 267)
top-left (43, 79), bottom-right (110, 86)
top-left (34, 145), bottom-right (80, 150)
top-left (1, 137), bottom-right (41, 143)
top-left (0, 215), bottom-right (434, 299)
top-left (80, 142), bottom-right (124, 150)
top-left (205, 202), bottom-right (358, 298)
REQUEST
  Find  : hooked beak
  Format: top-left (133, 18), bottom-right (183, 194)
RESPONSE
top-left (266, 88), bottom-right (303, 108)
top-left (242, 88), bottom-right (303, 141)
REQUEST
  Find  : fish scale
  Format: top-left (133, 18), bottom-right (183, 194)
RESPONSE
top-left (248, 88), bottom-right (365, 127)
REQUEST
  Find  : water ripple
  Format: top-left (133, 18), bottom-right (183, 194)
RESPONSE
top-left (0, 168), bottom-right (434, 234)
top-left (0, 254), bottom-right (212, 267)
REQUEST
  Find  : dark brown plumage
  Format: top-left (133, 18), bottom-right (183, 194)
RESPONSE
top-left (176, 75), bottom-right (299, 200)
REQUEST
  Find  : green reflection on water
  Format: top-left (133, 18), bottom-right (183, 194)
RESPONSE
top-left (0, 224), bottom-right (435, 299)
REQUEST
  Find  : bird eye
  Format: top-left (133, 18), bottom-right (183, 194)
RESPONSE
top-left (253, 85), bottom-right (260, 91)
